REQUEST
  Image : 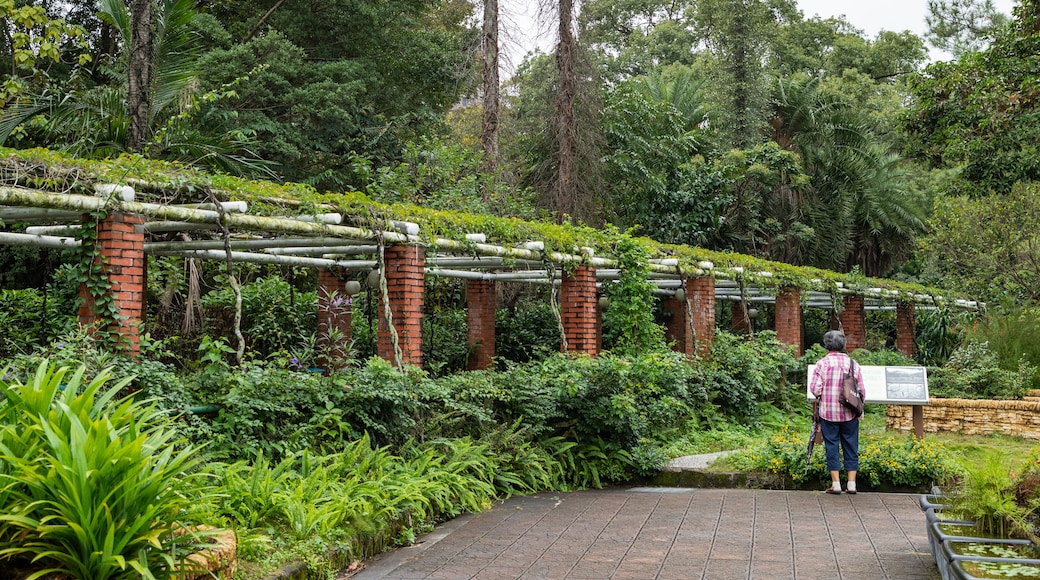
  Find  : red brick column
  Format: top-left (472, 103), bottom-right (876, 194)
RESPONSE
top-left (77, 212), bottom-right (146, 355)
top-left (689, 277), bottom-right (715, 358)
top-left (840, 295), bottom-right (866, 352)
top-left (663, 295), bottom-right (692, 357)
top-left (775, 287), bottom-right (803, 357)
top-left (377, 245), bottom-right (424, 366)
top-left (317, 268), bottom-right (353, 368)
top-left (560, 265), bottom-right (598, 355)
top-left (896, 302), bottom-right (916, 360)
top-left (466, 279), bottom-right (496, 370)
top-left (731, 301), bottom-right (751, 334)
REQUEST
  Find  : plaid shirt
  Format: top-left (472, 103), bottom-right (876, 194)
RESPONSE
top-left (810, 351), bottom-right (866, 422)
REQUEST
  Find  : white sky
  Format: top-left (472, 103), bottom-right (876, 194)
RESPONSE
top-left (503, 0), bottom-right (1019, 68)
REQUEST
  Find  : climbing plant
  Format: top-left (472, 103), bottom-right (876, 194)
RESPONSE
top-left (602, 232), bottom-right (667, 356)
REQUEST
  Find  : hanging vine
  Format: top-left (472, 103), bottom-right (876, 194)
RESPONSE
top-left (207, 190), bottom-right (245, 365)
top-left (544, 257), bottom-right (567, 353)
top-left (375, 233), bottom-right (405, 370)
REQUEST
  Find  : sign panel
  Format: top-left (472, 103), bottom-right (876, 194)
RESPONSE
top-left (806, 365), bottom-right (929, 405)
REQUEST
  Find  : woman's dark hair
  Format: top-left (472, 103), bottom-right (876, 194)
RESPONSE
top-left (822, 330), bottom-right (847, 352)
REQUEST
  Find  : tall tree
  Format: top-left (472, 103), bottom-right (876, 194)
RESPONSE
top-left (695, 0), bottom-right (792, 148)
top-left (481, 0), bottom-right (500, 178)
top-left (127, 0), bottom-right (152, 152)
top-left (555, 0), bottom-right (578, 221)
top-left (906, 0), bottom-right (1040, 195)
top-left (926, 0), bottom-right (1010, 56)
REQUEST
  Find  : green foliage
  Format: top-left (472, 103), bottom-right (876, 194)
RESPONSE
top-left (926, 0), bottom-right (1010, 57)
top-left (850, 348), bottom-right (917, 367)
top-left (336, 358), bottom-right (445, 449)
top-left (196, 359), bottom-right (355, 460)
top-left (193, 0), bottom-right (477, 190)
top-left (0, 288), bottom-right (76, 358)
top-left (601, 233), bottom-right (667, 356)
top-left (353, 136), bottom-right (536, 218)
top-left (0, 361), bottom-right (212, 579)
top-left (201, 276), bottom-right (316, 358)
top-left (916, 307), bottom-right (971, 366)
top-left (553, 351), bottom-right (709, 451)
top-left (929, 341), bottom-right (1034, 400)
top-left (946, 451), bottom-right (1028, 538)
top-left (905, 3), bottom-right (1040, 195)
top-left (494, 299), bottom-right (562, 365)
top-left (965, 308), bottom-right (1040, 390)
top-left (734, 426), bottom-right (958, 488)
top-left (705, 330), bottom-right (800, 418)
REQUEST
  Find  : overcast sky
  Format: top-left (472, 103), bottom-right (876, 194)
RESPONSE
top-left (503, 0), bottom-right (1019, 69)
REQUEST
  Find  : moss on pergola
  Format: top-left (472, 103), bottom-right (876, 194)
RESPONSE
top-left (0, 147), bottom-right (978, 309)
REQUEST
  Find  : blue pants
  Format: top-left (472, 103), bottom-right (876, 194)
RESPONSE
top-left (820, 418), bottom-right (859, 472)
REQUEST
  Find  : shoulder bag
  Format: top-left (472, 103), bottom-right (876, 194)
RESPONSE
top-left (840, 359), bottom-right (864, 418)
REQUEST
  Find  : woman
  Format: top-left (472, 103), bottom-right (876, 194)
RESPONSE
top-left (810, 330), bottom-right (866, 494)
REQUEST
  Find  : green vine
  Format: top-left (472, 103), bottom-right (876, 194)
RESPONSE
top-left (602, 232), bottom-right (666, 356)
top-left (73, 207), bottom-right (127, 348)
top-left (0, 147), bottom-right (981, 308)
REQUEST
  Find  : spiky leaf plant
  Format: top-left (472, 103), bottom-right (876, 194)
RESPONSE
top-left (0, 361), bottom-right (211, 580)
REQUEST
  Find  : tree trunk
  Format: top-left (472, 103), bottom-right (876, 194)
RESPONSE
top-left (128, 0), bottom-right (153, 152)
top-left (481, 0), bottom-right (500, 182)
top-left (555, 0), bottom-right (577, 223)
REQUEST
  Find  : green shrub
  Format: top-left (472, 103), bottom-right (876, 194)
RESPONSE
top-left (929, 341), bottom-right (1032, 399)
top-left (202, 276), bottom-right (317, 357)
top-left (494, 300), bottom-right (562, 365)
top-left (0, 289), bottom-right (76, 358)
top-left (201, 360), bottom-right (355, 460)
top-left (965, 308), bottom-right (1040, 391)
top-left (707, 330), bottom-right (800, 418)
top-left (733, 426), bottom-right (958, 488)
top-left (0, 362), bottom-right (212, 579)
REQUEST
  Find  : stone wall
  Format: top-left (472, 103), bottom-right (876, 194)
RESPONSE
top-left (886, 398), bottom-right (1040, 438)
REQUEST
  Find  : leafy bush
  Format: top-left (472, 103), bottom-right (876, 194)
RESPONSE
top-left (212, 433), bottom-right (545, 576)
top-left (494, 300), bottom-right (562, 365)
top-left (851, 348), bottom-right (916, 367)
top-left (0, 362), bottom-right (212, 579)
top-left (707, 330), bottom-right (800, 418)
top-left (965, 308), bottom-right (1040, 391)
top-left (423, 307), bottom-right (469, 376)
top-left (0, 289), bottom-right (76, 358)
top-left (733, 425), bottom-right (958, 488)
top-left (199, 360), bottom-right (356, 460)
top-left (929, 341), bottom-right (1033, 399)
top-left (202, 276), bottom-right (317, 357)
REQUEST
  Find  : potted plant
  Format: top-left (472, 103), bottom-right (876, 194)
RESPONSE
top-left (931, 453), bottom-right (1040, 580)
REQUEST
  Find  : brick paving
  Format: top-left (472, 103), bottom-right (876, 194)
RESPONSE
top-left (352, 488), bottom-right (938, 580)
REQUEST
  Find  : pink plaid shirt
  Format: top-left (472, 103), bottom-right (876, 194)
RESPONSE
top-left (810, 351), bottom-right (866, 422)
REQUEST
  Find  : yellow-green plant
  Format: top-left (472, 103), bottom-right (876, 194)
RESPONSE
top-left (0, 361), bottom-right (211, 579)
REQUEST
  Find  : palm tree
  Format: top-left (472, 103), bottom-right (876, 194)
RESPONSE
top-left (0, 0), bottom-right (271, 177)
top-left (765, 76), bottom-right (927, 275)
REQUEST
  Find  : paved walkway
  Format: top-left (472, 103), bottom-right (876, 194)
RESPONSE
top-left (351, 487), bottom-right (938, 580)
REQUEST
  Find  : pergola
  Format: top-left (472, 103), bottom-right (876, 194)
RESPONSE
top-left (0, 180), bottom-right (982, 371)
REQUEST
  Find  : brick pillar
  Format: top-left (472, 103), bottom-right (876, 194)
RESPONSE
top-left (466, 279), bottom-right (496, 370)
top-left (775, 287), bottom-right (803, 357)
top-left (663, 295), bottom-right (692, 357)
top-left (77, 212), bottom-right (146, 355)
top-left (731, 301), bottom-right (751, 334)
top-left (560, 265), bottom-right (598, 355)
top-left (840, 295), bottom-right (866, 352)
top-left (377, 245), bottom-right (424, 366)
top-left (896, 302), bottom-right (916, 360)
top-left (689, 277), bottom-right (715, 358)
top-left (317, 268), bottom-right (353, 368)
